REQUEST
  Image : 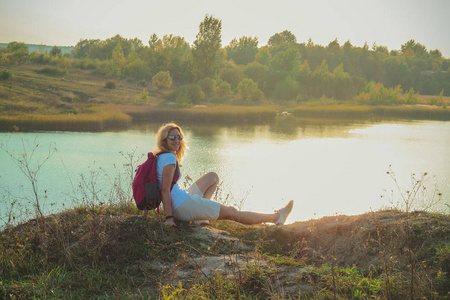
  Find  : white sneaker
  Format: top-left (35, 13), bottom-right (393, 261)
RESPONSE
top-left (275, 200), bottom-right (294, 225)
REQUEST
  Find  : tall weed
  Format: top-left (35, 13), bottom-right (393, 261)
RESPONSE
top-left (0, 134), bottom-right (56, 219)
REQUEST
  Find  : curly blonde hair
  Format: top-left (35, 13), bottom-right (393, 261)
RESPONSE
top-left (154, 122), bottom-right (186, 162)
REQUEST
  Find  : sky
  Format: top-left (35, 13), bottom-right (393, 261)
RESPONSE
top-left (1, 0), bottom-right (449, 58)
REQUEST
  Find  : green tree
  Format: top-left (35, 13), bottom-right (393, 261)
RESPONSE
top-left (6, 41), bottom-right (28, 53)
top-left (332, 63), bottom-right (353, 100)
top-left (142, 34), bottom-right (164, 77)
top-left (79, 35), bottom-right (137, 61)
top-left (104, 35), bottom-right (135, 59)
top-left (268, 30), bottom-right (297, 46)
top-left (267, 30), bottom-right (297, 55)
top-left (148, 33), bottom-right (159, 49)
top-left (176, 91), bottom-right (193, 108)
top-left (255, 46), bottom-right (272, 66)
top-left (311, 60), bottom-right (333, 98)
top-left (135, 88), bottom-right (150, 104)
top-left (72, 39), bottom-right (101, 58)
top-left (295, 60), bottom-right (312, 97)
top-left (236, 78), bottom-right (263, 102)
top-left (152, 71), bottom-right (173, 89)
top-left (405, 87), bottom-right (419, 104)
top-left (429, 49), bottom-right (442, 60)
top-left (218, 62), bottom-right (244, 89)
top-left (130, 38), bottom-right (145, 53)
top-left (304, 39), bottom-right (326, 71)
top-left (173, 84), bottom-right (204, 104)
top-left (157, 34), bottom-right (191, 81)
top-left (273, 75), bottom-right (299, 100)
top-left (244, 61), bottom-right (268, 91)
top-left (382, 55), bottom-right (411, 89)
top-left (50, 46), bottom-right (61, 56)
top-left (192, 15), bottom-right (223, 80)
top-left (271, 47), bottom-right (302, 71)
top-left (198, 77), bottom-right (216, 96)
top-left (126, 45), bottom-right (140, 63)
top-left (372, 43), bottom-right (389, 55)
top-left (6, 41), bottom-right (29, 64)
top-left (401, 39), bottom-right (428, 59)
top-left (110, 42), bottom-right (126, 77)
top-left (326, 38), bottom-right (342, 71)
top-left (226, 36), bottom-right (258, 65)
top-left (124, 59), bottom-right (150, 81)
top-left (354, 82), bottom-right (403, 105)
top-left (216, 81), bottom-right (232, 98)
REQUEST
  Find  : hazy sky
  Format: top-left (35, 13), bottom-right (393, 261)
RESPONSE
top-left (1, 0), bottom-right (449, 58)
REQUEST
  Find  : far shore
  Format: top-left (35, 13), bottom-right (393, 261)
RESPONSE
top-left (1, 103), bottom-right (449, 132)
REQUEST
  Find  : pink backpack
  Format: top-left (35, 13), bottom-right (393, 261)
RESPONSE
top-left (132, 152), bottom-right (180, 211)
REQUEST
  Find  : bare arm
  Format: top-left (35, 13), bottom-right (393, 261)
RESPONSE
top-left (161, 163), bottom-right (176, 227)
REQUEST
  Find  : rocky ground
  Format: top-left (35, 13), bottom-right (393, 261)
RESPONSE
top-left (2, 208), bottom-right (449, 298)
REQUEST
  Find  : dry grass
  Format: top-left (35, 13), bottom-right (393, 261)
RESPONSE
top-left (123, 104), bottom-right (278, 124)
top-left (0, 64), bottom-right (154, 113)
top-left (418, 94), bottom-right (450, 105)
top-left (1, 208), bottom-right (449, 299)
top-left (290, 104), bottom-right (450, 120)
top-left (0, 104), bottom-right (132, 131)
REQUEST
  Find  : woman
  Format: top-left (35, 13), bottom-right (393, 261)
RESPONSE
top-left (153, 122), bottom-right (294, 227)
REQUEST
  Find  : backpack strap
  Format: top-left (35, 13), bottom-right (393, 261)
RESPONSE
top-left (154, 151), bottom-right (180, 186)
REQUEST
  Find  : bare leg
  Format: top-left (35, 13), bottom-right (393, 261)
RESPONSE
top-left (218, 205), bottom-right (279, 225)
top-left (194, 172), bottom-right (219, 199)
top-left (143, 209), bottom-right (148, 218)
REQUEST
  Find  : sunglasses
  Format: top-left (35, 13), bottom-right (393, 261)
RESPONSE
top-left (168, 134), bottom-right (183, 141)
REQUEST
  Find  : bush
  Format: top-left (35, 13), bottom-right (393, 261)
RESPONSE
top-left (216, 81), bottom-right (232, 98)
top-left (94, 61), bottom-right (110, 76)
top-left (30, 53), bottom-right (51, 64)
top-left (152, 71), bottom-right (173, 90)
top-left (273, 75), bottom-right (299, 100)
top-left (405, 88), bottom-right (419, 104)
top-left (36, 67), bottom-right (68, 77)
top-left (236, 78), bottom-right (264, 103)
top-left (172, 84), bottom-right (204, 104)
top-left (135, 88), bottom-right (150, 104)
top-left (429, 89), bottom-right (445, 107)
top-left (104, 80), bottom-right (118, 89)
top-left (138, 80), bottom-right (147, 87)
top-left (50, 46), bottom-right (61, 56)
top-left (73, 58), bottom-right (97, 70)
top-left (218, 65), bottom-right (244, 89)
top-left (198, 77), bottom-right (216, 96)
top-left (354, 82), bottom-right (403, 105)
top-left (124, 59), bottom-right (150, 81)
top-left (176, 91), bottom-right (192, 108)
top-left (0, 69), bottom-right (12, 80)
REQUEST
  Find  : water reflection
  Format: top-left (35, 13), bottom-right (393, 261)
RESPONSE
top-left (130, 117), bottom-right (382, 141)
top-left (1, 119), bottom-right (448, 227)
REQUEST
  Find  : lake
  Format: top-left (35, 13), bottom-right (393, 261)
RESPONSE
top-left (1, 118), bottom-right (449, 225)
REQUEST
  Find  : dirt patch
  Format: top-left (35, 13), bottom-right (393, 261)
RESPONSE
top-left (3, 209), bottom-right (448, 298)
top-left (267, 210), bottom-right (450, 269)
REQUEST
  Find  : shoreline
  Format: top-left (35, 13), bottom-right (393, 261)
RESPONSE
top-left (0, 103), bottom-right (449, 132)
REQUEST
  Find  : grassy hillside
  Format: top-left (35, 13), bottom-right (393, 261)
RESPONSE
top-left (1, 206), bottom-right (449, 299)
top-left (0, 64), bottom-right (280, 131)
top-left (1, 63), bottom-right (449, 132)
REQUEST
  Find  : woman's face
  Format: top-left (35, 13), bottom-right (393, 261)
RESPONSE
top-left (166, 128), bottom-right (182, 152)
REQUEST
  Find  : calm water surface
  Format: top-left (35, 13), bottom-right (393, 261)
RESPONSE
top-left (1, 119), bottom-right (449, 225)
